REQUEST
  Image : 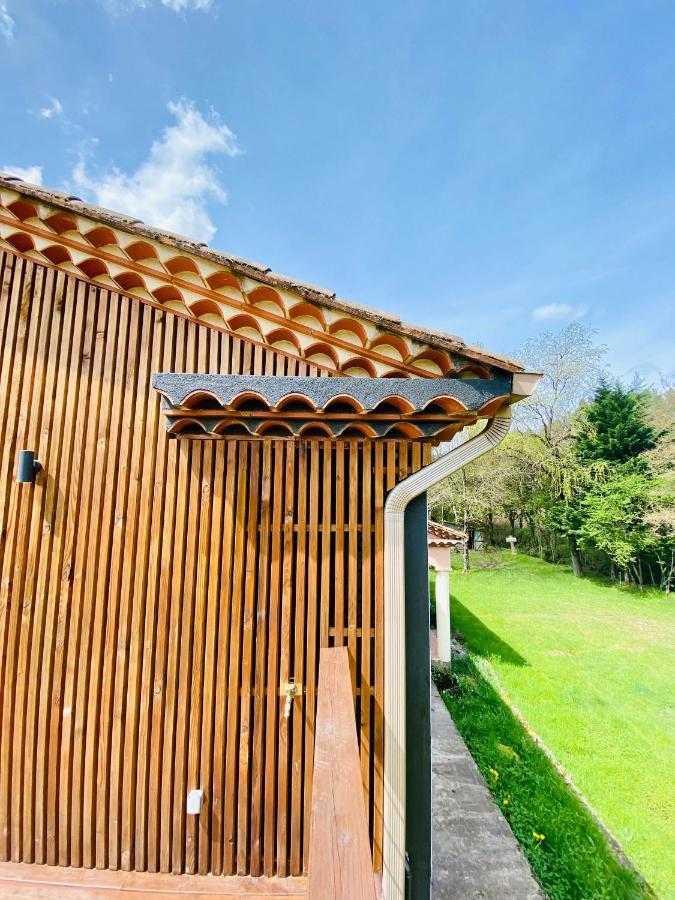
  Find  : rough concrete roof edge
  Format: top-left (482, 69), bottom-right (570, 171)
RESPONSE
top-left (151, 373), bottom-right (513, 411)
top-left (0, 173), bottom-right (526, 374)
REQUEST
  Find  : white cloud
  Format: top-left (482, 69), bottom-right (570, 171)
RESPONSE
top-left (161, 0), bottom-right (213, 9)
top-left (3, 165), bottom-right (43, 185)
top-left (72, 99), bottom-right (239, 243)
top-left (0, 1), bottom-right (14, 39)
top-left (39, 98), bottom-right (64, 120)
top-left (102, 0), bottom-right (213, 12)
top-left (532, 302), bottom-right (586, 322)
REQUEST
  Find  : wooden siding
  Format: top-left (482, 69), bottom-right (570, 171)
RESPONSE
top-left (0, 249), bottom-right (432, 879)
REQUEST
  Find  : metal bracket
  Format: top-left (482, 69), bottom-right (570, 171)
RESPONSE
top-left (281, 681), bottom-right (302, 718)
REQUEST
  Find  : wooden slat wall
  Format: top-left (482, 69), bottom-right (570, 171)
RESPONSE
top-left (0, 249), bottom-right (432, 878)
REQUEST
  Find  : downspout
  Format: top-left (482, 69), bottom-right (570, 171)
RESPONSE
top-left (382, 407), bottom-right (512, 900)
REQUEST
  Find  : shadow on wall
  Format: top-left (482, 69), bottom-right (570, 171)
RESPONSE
top-left (451, 598), bottom-right (528, 667)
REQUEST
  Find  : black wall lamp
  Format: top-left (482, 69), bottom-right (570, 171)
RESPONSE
top-left (16, 450), bottom-right (41, 484)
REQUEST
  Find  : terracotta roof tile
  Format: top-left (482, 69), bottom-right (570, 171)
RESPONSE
top-left (0, 171), bottom-right (525, 373)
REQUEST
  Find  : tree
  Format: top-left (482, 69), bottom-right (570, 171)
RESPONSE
top-left (511, 324), bottom-right (607, 575)
top-left (428, 333), bottom-right (674, 591)
top-left (645, 386), bottom-right (675, 591)
top-left (577, 469), bottom-right (654, 588)
top-left (515, 323), bottom-right (607, 447)
top-left (575, 380), bottom-right (658, 466)
top-left (429, 443), bottom-right (502, 572)
top-left (646, 385), bottom-right (675, 486)
top-left (565, 381), bottom-right (669, 587)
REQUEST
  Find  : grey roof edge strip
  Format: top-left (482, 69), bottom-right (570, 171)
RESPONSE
top-left (152, 374), bottom-right (513, 412)
top-left (1, 173), bottom-right (524, 373)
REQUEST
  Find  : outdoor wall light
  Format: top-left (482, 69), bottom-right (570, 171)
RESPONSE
top-left (16, 450), bottom-right (41, 484)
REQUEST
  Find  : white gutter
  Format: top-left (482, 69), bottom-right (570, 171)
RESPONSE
top-left (382, 407), bottom-right (512, 900)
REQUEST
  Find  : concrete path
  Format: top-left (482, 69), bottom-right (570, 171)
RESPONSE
top-left (431, 686), bottom-right (544, 900)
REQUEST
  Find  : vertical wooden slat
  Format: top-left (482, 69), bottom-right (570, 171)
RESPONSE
top-left (197, 438), bottom-right (225, 875)
top-left (302, 441), bottom-right (321, 867)
top-left (360, 442), bottom-right (372, 818)
top-left (210, 441), bottom-right (237, 875)
top-left (53, 282), bottom-right (98, 866)
top-left (171, 440), bottom-right (202, 874)
top-left (250, 440), bottom-right (272, 875)
top-left (347, 442), bottom-right (359, 686)
top-left (333, 441), bottom-right (345, 647)
top-left (185, 440), bottom-right (213, 874)
top-left (319, 445), bottom-right (332, 651)
top-left (43, 277), bottom-right (88, 867)
top-left (135, 312), bottom-right (177, 873)
top-left (372, 441), bottom-right (385, 871)
top-left (184, 309), bottom-right (213, 874)
top-left (109, 301), bottom-right (154, 870)
top-left (95, 295), bottom-right (140, 869)
top-left (263, 441), bottom-right (284, 877)
top-left (275, 441), bottom-right (295, 877)
top-left (159, 432), bottom-right (190, 873)
top-left (58, 287), bottom-right (109, 868)
top-left (147, 317), bottom-right (183, 872)
top-left (290, 442), bottom-right (307, 876)
top-left (222, 442), bottom-right (250, 874)
top-left (117, 308), bottom-right (164, 870)
top-left (81, 289), bottom-right (127, 869)
top-left (237, 442), bottom-right (261, 874)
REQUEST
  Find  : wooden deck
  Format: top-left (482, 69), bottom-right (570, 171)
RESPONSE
top-left (0, 648), bottom-right (376, 900)
top-left (307, 648), bottom-right (376, 900)
top-left (0, 863), bottom-right (307, 898)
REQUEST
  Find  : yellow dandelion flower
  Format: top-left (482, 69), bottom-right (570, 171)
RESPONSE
top-left (489, 768), bottom-right (499, 779)
top-left (533, 832), bottom-right (545, 842)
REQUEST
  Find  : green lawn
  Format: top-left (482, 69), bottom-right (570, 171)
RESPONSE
top-left (445, 551), bottom-right (674, 898)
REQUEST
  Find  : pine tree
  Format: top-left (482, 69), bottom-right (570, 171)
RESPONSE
top-left (575, 380), bottom-right (657, 466)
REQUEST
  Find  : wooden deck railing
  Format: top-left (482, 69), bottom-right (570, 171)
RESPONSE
top-left (307, 648), bottom-right (377, 900)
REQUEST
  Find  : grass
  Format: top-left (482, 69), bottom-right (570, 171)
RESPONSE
top-left (441, 551), bottom-right (674, 898)
top-left (436, 657), bottom-right (650, 899)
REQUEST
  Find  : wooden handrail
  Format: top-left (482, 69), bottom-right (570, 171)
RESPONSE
top-left (308, 648), bottom-right (377, 900)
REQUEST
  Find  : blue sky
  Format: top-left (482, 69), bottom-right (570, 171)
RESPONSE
top-left (2, 0), bottom-right (674, 383)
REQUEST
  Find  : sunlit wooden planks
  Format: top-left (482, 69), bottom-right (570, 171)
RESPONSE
top-left (307, 647), bottom-right (376, 900)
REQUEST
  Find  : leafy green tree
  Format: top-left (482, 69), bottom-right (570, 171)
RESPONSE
top-left (575, 380), bottom-right (657, 466)
top-left (548, 380), bottom-right (660, 580)
top-left (577, 469), bottom-right (654, 588)
top-left (547, 497), bottom-right (586, 577)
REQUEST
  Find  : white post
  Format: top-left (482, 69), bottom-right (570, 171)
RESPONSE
top-left (435, 568), bottom-right (451, 664)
